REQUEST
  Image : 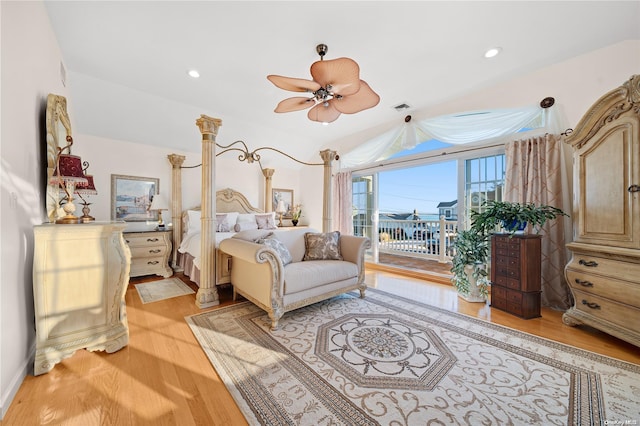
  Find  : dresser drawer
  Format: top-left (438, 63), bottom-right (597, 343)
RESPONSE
top-left (566, 270), bottom-right (640, 308)
top-left (129, 245), bottom-right (169, 259)
top-left (493, 275), bottom-right (521, 290)
top-left (568, 255), bottom-right (640, 283)
top-left (124, 234), bottom-right (164, 247)
top-left (572, 289), bottom-right (640, 331)
top-left (494, 265), bottom-right (520, 280)
top-left (131, 256), bottom-right (166, 272)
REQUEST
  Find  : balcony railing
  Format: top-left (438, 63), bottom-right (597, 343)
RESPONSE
top-left (356, 216), bottom-right (458, 264)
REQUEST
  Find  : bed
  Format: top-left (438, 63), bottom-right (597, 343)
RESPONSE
top-left (168, 115), bottom-right (338, 309)
top-left (176, 188), bottom-right (268, 287)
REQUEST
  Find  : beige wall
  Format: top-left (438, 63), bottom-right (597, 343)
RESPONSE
top-left (0, 0), bottom-right (69, 417)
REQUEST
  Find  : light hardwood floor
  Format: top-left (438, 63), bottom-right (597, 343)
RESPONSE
top-left (3, 271), bottom-right (639, 425)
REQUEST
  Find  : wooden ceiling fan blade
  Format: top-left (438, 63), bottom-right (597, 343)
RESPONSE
top-left (307, 101), bottom-right (341, 123)
top-left (267, 75), bottom-right (321, 92)
top-left (333, 80), bottom-right (380, 114)
top-left (274, 97), bottom-right (316, 113)
top-left (310, 58), bottom-right (361, 96)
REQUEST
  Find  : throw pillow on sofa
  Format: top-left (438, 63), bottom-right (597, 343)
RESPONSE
top-left (255, 233), bottom-right (293, 265)
top-left (303, 231), bottom-right (343, 261)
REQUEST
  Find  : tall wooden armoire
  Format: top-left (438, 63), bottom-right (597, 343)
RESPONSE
top-left (563, 75), bottom-right (640, 347)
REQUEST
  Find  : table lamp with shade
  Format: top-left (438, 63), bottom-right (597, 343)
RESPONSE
top-left (50, 148), bottom-right (88, 224)
top-left (74, 160), bottom-right (98, 222)
top-left (149, 193), bottom-right (169, 229)
top-left (275, 199), bottom-right (287, 227)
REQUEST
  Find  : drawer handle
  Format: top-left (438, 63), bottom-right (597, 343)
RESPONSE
top-left (581, 300), bottom-right (601, 309)
top-left (125, 240), bottom-right (130, 243)
top-left (574, 278), bottom-right (593, 287)
top-left (147, 261), bottom-right (159, 265)
top-left (579, 259), bottom-right (598, 267)
top-left (147, 238), bottom-right (159, 242)
top-left (149, 249), bottom-right (161, 254)
top-left (628, 184), bottom-right (640, 193)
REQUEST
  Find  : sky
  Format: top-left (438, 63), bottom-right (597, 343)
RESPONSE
top-left (378, 160), bottom-right (457, 214)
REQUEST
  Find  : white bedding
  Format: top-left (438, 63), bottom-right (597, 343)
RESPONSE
top-left (178, 231), bottom-right (235, 269)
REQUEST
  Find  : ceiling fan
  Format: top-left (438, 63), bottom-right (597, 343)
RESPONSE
top-left (267, 44), bottom-right (380, 123)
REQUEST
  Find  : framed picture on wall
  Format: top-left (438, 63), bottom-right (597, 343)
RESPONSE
top-left (111, 174), bottom-right (159, 221)
top-left (272, 188), bottom-right (293, 219)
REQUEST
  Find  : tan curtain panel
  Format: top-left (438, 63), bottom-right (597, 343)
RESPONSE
top-left (332, 171), bottom-right (353, 235)
top-left (504, 134), bottom-right (572, 310)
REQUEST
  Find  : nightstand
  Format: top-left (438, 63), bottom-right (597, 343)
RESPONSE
top-left (124, 229), bottom-right (173, 278)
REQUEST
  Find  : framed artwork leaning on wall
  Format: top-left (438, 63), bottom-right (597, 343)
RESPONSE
top-left (272, 188), bottom-right (293, 219)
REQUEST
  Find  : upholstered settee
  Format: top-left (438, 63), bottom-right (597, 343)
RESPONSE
top-left (219, 228), bottom-right (371, 329)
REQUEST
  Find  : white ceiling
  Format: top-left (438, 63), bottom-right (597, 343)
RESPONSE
top-left (44, 1), bottom-right (640, 168)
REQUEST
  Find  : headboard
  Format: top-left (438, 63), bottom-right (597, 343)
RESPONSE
top-left (215, 188), bottom-right (263, 214)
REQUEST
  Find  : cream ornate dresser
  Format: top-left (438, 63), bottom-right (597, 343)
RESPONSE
top-left (563, 75), bottom-right (640, 347)
top-left (33, 221), bottom-right (131, 375)
top-left (124, 229), bottom-right (173, 278)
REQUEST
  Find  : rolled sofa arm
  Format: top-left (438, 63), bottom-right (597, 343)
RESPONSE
top-left (339, 235), bottom-right (371, 282)
top-left (219, 238), bottom-right (286, 299)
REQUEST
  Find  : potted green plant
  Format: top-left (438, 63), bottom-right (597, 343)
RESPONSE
top-left (291, 204), bottom-right (302, 226)
top-left (470, 200), bottom-right (568, 236)
top-left (450, 229), bottom-right (490, 302)
top-left (450, 200), bottom-right (568, 301)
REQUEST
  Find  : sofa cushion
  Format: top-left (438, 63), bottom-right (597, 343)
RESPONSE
top-left (255, 233), bottom-right (292, 265)
top-left (303, 231), bottom-right (343, 261)
top-left (284, 260), bottom-right (358, 294)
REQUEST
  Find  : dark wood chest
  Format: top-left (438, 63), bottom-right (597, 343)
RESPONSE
top-left (490, 234), bottom-right (542, 319)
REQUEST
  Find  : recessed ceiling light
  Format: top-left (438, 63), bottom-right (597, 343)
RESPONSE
top-left (484, 47), bottom-right (502, 59)
top-left (188, 70), bottom-right (200, 78)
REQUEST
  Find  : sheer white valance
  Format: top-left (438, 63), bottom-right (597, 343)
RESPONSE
top-left (340, 104), bottom-right (564, 169)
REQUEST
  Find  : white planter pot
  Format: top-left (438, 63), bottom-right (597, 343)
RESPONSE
top-left (458, 264), bottom-right (487, 303)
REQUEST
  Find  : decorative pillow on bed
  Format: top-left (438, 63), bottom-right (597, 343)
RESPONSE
top-left (219, 212), bottom-right (239, 227)
top-left (234, 222), bottom-right (258, 232)
top-left (303, 231), bottom-right (343, 261)
top-left (255, 232), bottom-right (292, 265)
top-left (186, 210), bottom-right (201, 235)
top-left (236, 213), bottom-right (256, 226)
top-left (255, 212), bottom-right (277, 230)
top-left (215, 214), bottom-right (232, 232)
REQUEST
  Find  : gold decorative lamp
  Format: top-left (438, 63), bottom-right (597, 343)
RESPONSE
top-left (275, 199), bottom-right (287, 227)
top-left (50, 147), bottom-right (88, 224)
top-left (149, 193), bottom-right (169, 229)
top-left (75, 170), bottom-right (97, 223)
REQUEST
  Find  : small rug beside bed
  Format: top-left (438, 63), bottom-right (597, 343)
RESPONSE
top-left (186, 288), bottom-right (640, 425)
top-left (135, 278), bottom-right (195, 304)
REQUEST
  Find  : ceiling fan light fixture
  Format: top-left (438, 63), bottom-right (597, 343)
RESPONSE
top-left (267, 44), bottom-right (379, 123)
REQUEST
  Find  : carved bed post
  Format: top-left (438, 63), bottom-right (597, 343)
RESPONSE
top-left (195, 115), bottom-right (222, 309)
top-left (320, 149), bottom-right (337, 232)
top-left (263, 168), bottom-right (275, 212)
top-left (167, 154), bottom-right (185, 270)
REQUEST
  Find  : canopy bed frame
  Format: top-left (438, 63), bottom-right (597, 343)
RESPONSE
top-left (169, 115), bottom-right (337, 309)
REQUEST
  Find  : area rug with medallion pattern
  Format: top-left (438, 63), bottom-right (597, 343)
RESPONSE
top-left (186, 288), bottom-right (640, 425)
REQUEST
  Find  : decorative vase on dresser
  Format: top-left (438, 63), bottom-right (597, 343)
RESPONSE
top-left (32, 221), bottom-right (131, 375)
top-left (490, 234), bottom-right (542, 319)
top-left (124, 228), bottom-right (173, 278)
top-left (563, 75), bottom-right (640, 347)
